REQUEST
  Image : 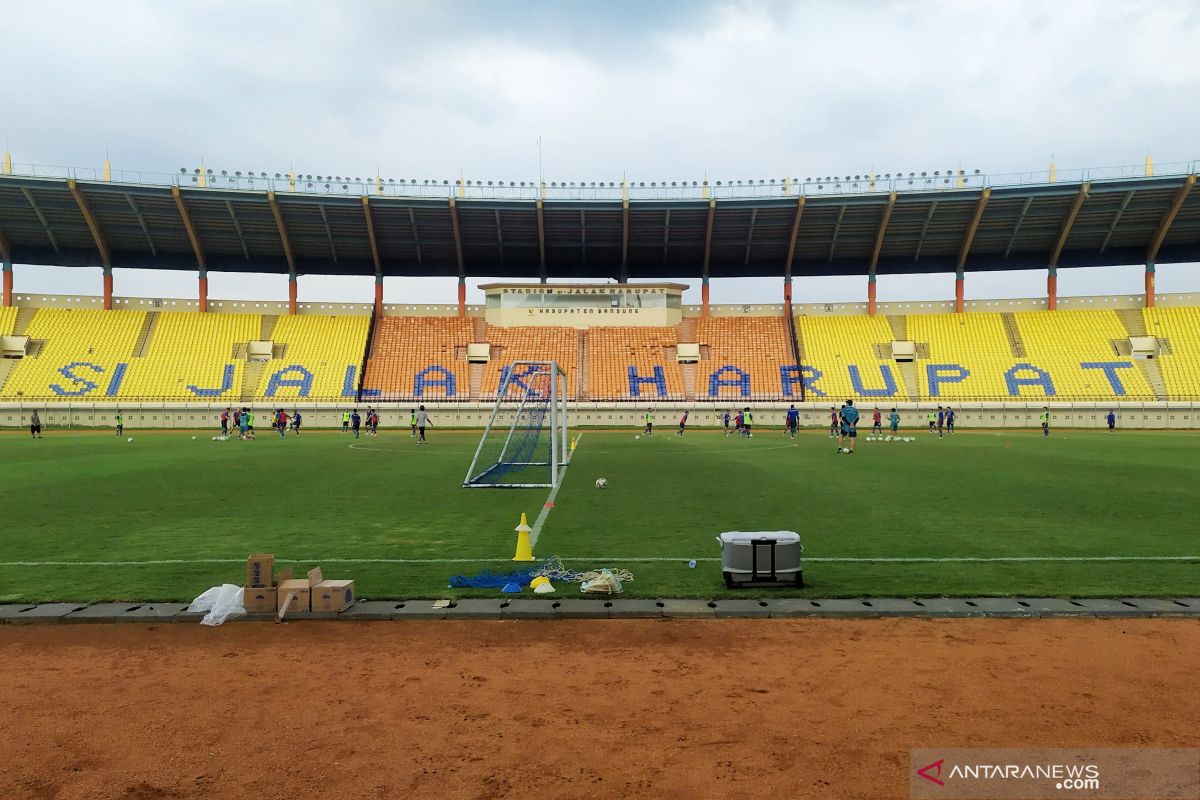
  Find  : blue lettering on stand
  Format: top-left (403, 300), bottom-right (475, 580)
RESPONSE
top-left (780, 365), bottom-right (802, 397)
top-left (1005, 363), bottom-right (1056, 397)
top-left (926, 364), bottom-right (971, 397)
top-left (1080, 361), bottom-right (1135, 396)
top-left (415, 365), bottom-right (457, 397)
top-left (498, 364), bottom-right (536, 396)
top-left (780, 365), bottom-right (828, 398)
top-left (105, 363), bottom-right (128, 396)
top-left (848, 364), bottom-right (898, 397)
top-left (188, 364), bottom-right (236, 397)
top-left (342, 365), bottom-right (358, 398)
top-left (51, 362), bottom-right (103, 396)
top-left (628, 365), bottom-right (667, 398)
top-left (707, 365), bottom-right (750, 398)
top-left (265, 365), bottom-right (314, 397)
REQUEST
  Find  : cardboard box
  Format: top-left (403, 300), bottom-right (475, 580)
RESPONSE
top-left (311, 580), bottom-right (356, 613)
top-left (276, 579), bottom-right (311, 615)
top-left (246, 554), bottom-right (274, 588)
top-left (243, 586), bottom-right (278, 614)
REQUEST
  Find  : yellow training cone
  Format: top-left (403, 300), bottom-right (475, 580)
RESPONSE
top-left (512, 512), bottom-right (534, 562)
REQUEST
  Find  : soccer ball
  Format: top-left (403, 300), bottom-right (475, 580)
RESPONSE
top-left (885, 435), bottom-right (892, 441)
top-left (127, 437), bottom-right (133, 443)
top-left (595, 478), bottom-right (608, 489)
top-left (635, 435), bottom-right (640, 440)
top-left (192, 436), bottom-right (197, 440)
top-left (211, 436), bottom-right (218, 441)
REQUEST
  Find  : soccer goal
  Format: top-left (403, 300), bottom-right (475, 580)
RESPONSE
top-left (463, 360), bottom-right (570, 488)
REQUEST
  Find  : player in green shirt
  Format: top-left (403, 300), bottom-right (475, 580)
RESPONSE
top-left (342, 410), bottom-right (351, 433)
top-left (410, 409), bottom-right (417, 437)
top-left (1040, 407), bottom-right (1050, 437)
top-left (643, 410), bottom-right (654, 436)
top-left (115, 412), bottom-right (124, 437)
top-left (927, 410), bottom-right (936, 433)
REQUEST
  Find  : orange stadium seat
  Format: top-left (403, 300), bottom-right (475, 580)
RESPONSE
top-left (481, 326), bottom-right (578, 399)
top-left (695, 317), bottom-right (793, 400)
top-left (588, 326), bottom-right (684, 401)
top-left (363, 316), bottom-right (473, 400)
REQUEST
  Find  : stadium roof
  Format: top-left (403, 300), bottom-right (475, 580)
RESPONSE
top-left (0, 170), bottom-right (1196, 280)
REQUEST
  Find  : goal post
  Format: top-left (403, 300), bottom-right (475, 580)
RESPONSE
top-left (463, 360), bottom-right (569, 488)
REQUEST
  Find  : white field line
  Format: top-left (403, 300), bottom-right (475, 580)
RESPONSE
top-left (528, 432), bottom-right (581, 549)
top-left (2, 555), bottom-right (1198, 568)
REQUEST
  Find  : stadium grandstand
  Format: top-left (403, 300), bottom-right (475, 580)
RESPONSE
top-left (1, 160), bottom-right (1199, 416)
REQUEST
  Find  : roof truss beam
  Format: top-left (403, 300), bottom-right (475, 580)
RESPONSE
top-left (912, 201), bottom-right (938, 261)
top-left (67, 179), bottom-right (110, 267)
top-left (266, 191), bottom-right (296, 272)
top-left (407, 208), bottom-right (423, 265)
top-left (782, 196), bottom-right (806, 277)
top-left (362, 197), bottom-right (382, 274)
top-left (448, 198), bottom-right (465, 277)
top-left (827, 205), bottom-right (847, 262)
top-left (318, 204), bottom-right (338, 264)
top-left (701, 199), bottom-right (716, 278)
top-left (579, 208), bottom-right (587, 266)
top-left (621, 199), bottom-right (629, 278)
top-left (171, 187), bottom-right (206, 269)
top-left (1146, 174), bottom-right (1197, 263)
top-left (1099, 190), bottom-right (1135, 254)
top-left (536, 199), bottom-right (547, 280)
top-left (662, 209), bottom-right (671, 265)
top-left (744, 207), bottom-right (759, 265)
top-left (957, 188), bottom-right (991, 270)
top-left (493, 209), bottom-right (505, 269)
top-left (1049, 182), bottom-right (1090, 268)
top-left (125, 194), bottom-right (157, 257)
top-left (1004, 197), bottom-right (1035, 258)
top-left (225, 200), bottom-right (250, 260)
top-left (22, 187), bottom-right (59, 252)
top-left (869, 192), bottom-right (897, 272)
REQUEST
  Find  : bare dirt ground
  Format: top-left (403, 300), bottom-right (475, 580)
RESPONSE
top-left (2, 619), bottom-right (1197, 800)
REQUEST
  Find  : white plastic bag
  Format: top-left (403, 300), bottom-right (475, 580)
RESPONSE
top-left (188, 583), bottom-right (246, 626)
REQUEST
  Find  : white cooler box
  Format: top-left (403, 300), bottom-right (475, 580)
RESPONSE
top-left (716, 531), bottom-right (804, 588)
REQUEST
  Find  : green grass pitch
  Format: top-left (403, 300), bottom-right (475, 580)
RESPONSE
top-left (0, 425), bottom-right (1197, 603)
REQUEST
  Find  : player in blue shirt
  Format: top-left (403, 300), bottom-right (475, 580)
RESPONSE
top-left (945, 406), bottom-right (956, 434)
top-left (838, 399), bottom-right (860, 454)
top-left (723, 409), bottom-right (732, 435)
top-left (936, 406), bottom-right (945, 438)
top-left (351, 409), bottom-right (362, 438)
top-left (291, 409), bottom-right (302, 435)
top-left (785, 404), bottom-right (799, 439)
top-left (1106, 410), bottom-right (1116, 434)
top-left (828, 406), bottom-right (839, 438)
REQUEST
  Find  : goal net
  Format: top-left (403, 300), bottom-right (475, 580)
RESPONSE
top-left (463, 360), bottom-right (569, 488)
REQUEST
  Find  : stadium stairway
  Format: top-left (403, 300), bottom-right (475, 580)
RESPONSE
top-left (1114, 308), bottom-right (1167, 399)
top-left (886, 314), bottom-right (906, 341)
top-left (132, 312), bottom-right (158, 358)
top-left (1000, 313), bottom-right (1027, 357)
top-left (577, 329), bottom-right (589, 399)
top-left (12, 306), bottom-right (37, 335)
top-left (0, 360), bottom-right (14, 394)
top-left (260, 315), bottom-right (279, 341)
top-left (468, 362), bottom-right (483, 400)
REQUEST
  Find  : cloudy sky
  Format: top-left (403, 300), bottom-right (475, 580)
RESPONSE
top-left (5, 0), bottom-right (1199, 305)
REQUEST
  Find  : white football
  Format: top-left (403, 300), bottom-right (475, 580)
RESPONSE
top-left (192, 436), bottom-right (197, 440)
top-left (885, 435), bottom-right (892, 441)
top-left (595, 478), bottom-right (608, 489)
top-left (211, 436), bottom-right (217, 441)
top-left (127, 437), bottom-right (133, 443)
top-left (635, 435), bottom-right (640, 440)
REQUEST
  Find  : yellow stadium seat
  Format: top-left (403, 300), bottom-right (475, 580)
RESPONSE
top-left (1144, 307), bottom-right (1200, 397)
top-left (907, 312), bottom-right (1012, 399)
top-left (1, 308), bottom-right (145, 400)
top-left (1014, 310), bottom-right (1152, 400)
top-left (255, 315), bottom-right (369, 401)
top-left (120, 312), bottom-right (259, 401)
top-left (798, 315), bottom-right (899, 402)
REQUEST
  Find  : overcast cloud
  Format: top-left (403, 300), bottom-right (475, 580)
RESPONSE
top-left (5, 0), bottom-right (1199, 304)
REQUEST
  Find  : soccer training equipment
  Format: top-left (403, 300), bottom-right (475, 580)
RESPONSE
top-left (464, 361), bottom-right (569, 489)
top-left (595, 478), bottom-right (608, 489)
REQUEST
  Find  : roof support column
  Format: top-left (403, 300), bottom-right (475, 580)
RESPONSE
top-left (457, 276), bottom-right (467, 317)
top-left (867, 192), bottom-right (896, 313)
top-left (198, 268), bottom-right (208, 313)
top-left (2, 260), bottom-right (12, 308)
top-left (867, 274), bottom-right (877, 317)
top-left (1145, 262), bottom-right (1155, 309)
top-left (1047, 267), bottom-right (1057, 311)
top-left (783, 196), bottom-right (806, 312)
top-left (362, 196), bottom-right (383, 315)
top-left (103, 266), bottom-right (114, 311)
top-left (783, 275), bottom-right (792, 305)
top-left (288, 273), bottom-right (298, 315)
top-left (374, 274), bottom-right (384, 317)
top-left (954, 270), bottom-right (964, 314)
top-left (702, 276), bottom-right (711, 315)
